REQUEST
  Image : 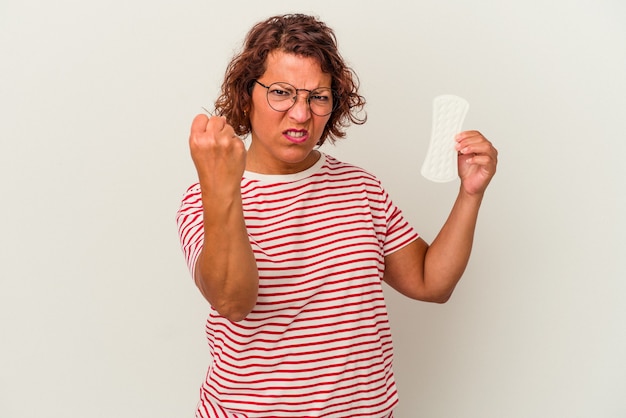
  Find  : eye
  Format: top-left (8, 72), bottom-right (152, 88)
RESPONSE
top-left (310, 90), bottom-right (332, 103)
top-left (269, 88), bottom-right (288, 96)
top-left (268, 83), bottom-right (295, 99)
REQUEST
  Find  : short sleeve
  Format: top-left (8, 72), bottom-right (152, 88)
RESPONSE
top-left (380, 187), bottom-right (419, 256)
top-left (175, 184), bottom-right (204, 279)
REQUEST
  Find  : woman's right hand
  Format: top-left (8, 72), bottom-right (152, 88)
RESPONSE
top-left (189, 114), bottom-right (246, 193)
top-left (188, 114), bottom-right (258, 321)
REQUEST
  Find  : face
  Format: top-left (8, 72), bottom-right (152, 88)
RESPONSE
top-left (247, 50), bottom-right (333, 174)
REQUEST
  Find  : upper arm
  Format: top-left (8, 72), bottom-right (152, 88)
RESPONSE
top-left (383, 238), bottom-right (428, 299)
top-left (383, 237), bottom-right (449, 303)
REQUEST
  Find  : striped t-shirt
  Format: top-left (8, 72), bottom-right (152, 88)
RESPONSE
top-left (176, 153), bottom-right (419, 418)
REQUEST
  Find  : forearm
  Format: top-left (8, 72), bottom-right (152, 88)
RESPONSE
top-left (423, 188), bottom-right (484, 300)
top-left (195, 191), bottom-right (259, 322)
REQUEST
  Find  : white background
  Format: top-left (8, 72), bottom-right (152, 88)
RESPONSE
top-left (1, 0), bottom-right (625, 417)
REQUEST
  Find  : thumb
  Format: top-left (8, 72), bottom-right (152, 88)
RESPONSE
top-left (190, 114), bottom-right (210, 135)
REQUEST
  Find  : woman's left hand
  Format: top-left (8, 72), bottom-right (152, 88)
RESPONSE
top-left (455, 130), bottom-right (498, 195)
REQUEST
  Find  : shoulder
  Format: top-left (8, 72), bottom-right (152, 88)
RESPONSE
top-left (177, 183), bottom-right (202, 216)
top-left (181, 182), bottom-right (200, 194)
top-left (321, 153), bottom-right (380, 184)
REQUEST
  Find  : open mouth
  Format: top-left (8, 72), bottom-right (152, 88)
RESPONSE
top-left (284, 129), bottom-right (309, 143)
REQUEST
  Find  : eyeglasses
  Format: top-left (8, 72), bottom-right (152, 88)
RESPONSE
top-left (254, 80), bottom-right (336, 116)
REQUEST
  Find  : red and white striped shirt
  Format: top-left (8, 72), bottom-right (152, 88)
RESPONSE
top-left (177, 154), bottom-right (418, 418)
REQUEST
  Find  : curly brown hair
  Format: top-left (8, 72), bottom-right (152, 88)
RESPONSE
top-left (214, 14), bottom-right (366, 146)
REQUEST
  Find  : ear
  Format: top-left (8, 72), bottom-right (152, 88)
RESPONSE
top-left (247, 79), bottom-right (256, 95)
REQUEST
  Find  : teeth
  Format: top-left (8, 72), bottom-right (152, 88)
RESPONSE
top-left (288, 130), bottom-right (305, 138)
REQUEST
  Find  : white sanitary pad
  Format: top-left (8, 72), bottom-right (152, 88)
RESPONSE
top-left (421, 95), bottom-right (469, 182)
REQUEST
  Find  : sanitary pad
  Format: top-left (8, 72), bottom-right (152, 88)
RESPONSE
top-left (420, 95), bottom-right (469, 182)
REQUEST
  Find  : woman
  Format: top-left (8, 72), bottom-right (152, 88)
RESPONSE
top-left (177, 13), bottom-right (497, 418)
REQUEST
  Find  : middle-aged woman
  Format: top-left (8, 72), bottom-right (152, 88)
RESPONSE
top-left (177, 13), bottom-right (498, 418)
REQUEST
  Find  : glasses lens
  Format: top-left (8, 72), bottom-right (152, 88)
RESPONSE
top-left (266, 83), bottom-right (296, 112)
top-left (308, 88), bottom-right (334, 116)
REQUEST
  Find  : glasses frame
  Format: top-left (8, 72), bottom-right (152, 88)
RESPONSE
top-left (254, 80), bottom-right (337, 117)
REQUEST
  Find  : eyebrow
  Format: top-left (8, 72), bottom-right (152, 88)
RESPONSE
top-left (258, 81), bottom-right (332, 91)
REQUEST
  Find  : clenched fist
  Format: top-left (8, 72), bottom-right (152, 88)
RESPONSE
top-left (189, 114), bottom-right (246, 195)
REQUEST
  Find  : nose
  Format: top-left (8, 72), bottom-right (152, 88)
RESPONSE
top-left (287, 92), bottom-right (311, 122)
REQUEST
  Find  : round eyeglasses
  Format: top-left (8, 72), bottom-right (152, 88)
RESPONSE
top-left (254, 80), bottom-right (336, 116)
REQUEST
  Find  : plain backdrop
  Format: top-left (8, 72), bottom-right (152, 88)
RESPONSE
top-left (1, 0), bottom-right (625, 417)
